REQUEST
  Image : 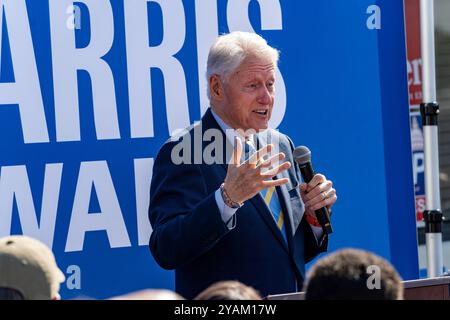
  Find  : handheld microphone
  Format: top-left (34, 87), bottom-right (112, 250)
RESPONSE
top-left (293, 146), bottom-right (333, 235)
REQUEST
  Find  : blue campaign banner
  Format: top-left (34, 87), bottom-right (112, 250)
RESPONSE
top-left (0, 0), bottom-right (418, 299)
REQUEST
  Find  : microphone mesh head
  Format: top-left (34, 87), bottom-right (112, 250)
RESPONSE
top-left (293, 146), bottom-right (311, 165)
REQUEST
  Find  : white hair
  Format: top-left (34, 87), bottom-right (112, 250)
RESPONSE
top-left (206, 31), bottom-right (279, 99)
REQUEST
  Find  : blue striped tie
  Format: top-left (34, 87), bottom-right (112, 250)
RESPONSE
top-left (244, 138), bottom-right (287, 243)
top-left (260, 187), bottom-right (287, 243)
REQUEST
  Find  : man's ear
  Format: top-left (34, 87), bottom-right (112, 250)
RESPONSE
top-left (209, 75), bottom-right (223, 100)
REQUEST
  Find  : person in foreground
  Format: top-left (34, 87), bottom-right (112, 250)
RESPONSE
top-left (149, 31), bottom-right (337, 299)
top-left (303, 248), bottom-right (404, 300)
top-left (109, 289), bottom-right (184, 300)
top-left (195, 280), bottom-right (261, 300)
top-left (0, 235), bottom-right (65, 300)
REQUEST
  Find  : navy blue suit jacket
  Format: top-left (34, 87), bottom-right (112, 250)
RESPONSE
top-left (149, 108), bottom-right (328, 299)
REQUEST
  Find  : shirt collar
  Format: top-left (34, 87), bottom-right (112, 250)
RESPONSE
top-left (210, 107), bottom-right (255, 146)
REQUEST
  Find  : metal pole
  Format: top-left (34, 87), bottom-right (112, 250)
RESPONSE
top-left (419, 0), bottom-right (443, 278)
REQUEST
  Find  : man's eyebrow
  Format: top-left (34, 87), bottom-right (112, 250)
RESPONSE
top-left (242, 77), bottom-right (258, 82)
top-left (241, 73), bottom-right (265, 80)
top-left (242, 75), bottom-right (275, 81)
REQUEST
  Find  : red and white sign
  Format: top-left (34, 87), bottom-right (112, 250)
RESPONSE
top-left (405, 0), bottom-right (423, 110)
top-left (405, 0), bottom-right (425, 226)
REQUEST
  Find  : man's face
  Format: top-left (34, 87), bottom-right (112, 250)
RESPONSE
top-left (218, 56), bottom-right (276, 132)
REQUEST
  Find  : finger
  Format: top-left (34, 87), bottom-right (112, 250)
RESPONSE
top-left (303, 180), bottom-right (332, 202)
top-left (326, 188), bottom-right (337, 199)
top-left (231, 136), bottom-right (242, 166)
top-left (324, 190), bottom-right (337, 208)
top-left (326, 193), bottom-right (337, 215)
top-left (262, 177), bottom-right (289, 188)
top-left (299, 183), bottom-right (308, 198)
top-left (246, 144), bottom-right (273, 166)
top-left (305, 188), bottom-right (336, 210)
top-left (307, 174), bottom-right (326, 191)
top-left (259, 153), bottom-right (286, 169)
top-left (261, 161), bottom-right (291, 178)
top-left (311, 192), bottom-right (337, 211)
top-left (299, 183), bottom-right (308, 192)
top-left (304, 186), bottom-right (333, 209)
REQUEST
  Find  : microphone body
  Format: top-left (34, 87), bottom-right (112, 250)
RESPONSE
top-left (294, 147), bottom-right (333, 235)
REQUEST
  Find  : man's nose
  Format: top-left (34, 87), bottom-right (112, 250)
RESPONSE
top-left (257, 86), bottom-right (272, 104)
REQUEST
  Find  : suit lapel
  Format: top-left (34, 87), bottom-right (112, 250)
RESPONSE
top-left (255, 132), bottom-right (303, 237)
top-left (253, 132), bottom-right (291, 251)
top-left (275, 141), bottom-right (303, 237)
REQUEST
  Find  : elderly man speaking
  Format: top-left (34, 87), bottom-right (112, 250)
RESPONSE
top-left (149, 31), bottom-right (337, 299)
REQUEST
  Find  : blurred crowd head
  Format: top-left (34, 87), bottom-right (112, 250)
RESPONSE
top-left (195, 280), bottom-right (262, 300)
top-left (0, 235), bottom-right (65, 300)
top-left (303, 248), bottom-right (404, 300)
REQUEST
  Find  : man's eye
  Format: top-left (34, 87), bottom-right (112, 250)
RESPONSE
top-left (248, 83), bottom-right (258, 88)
